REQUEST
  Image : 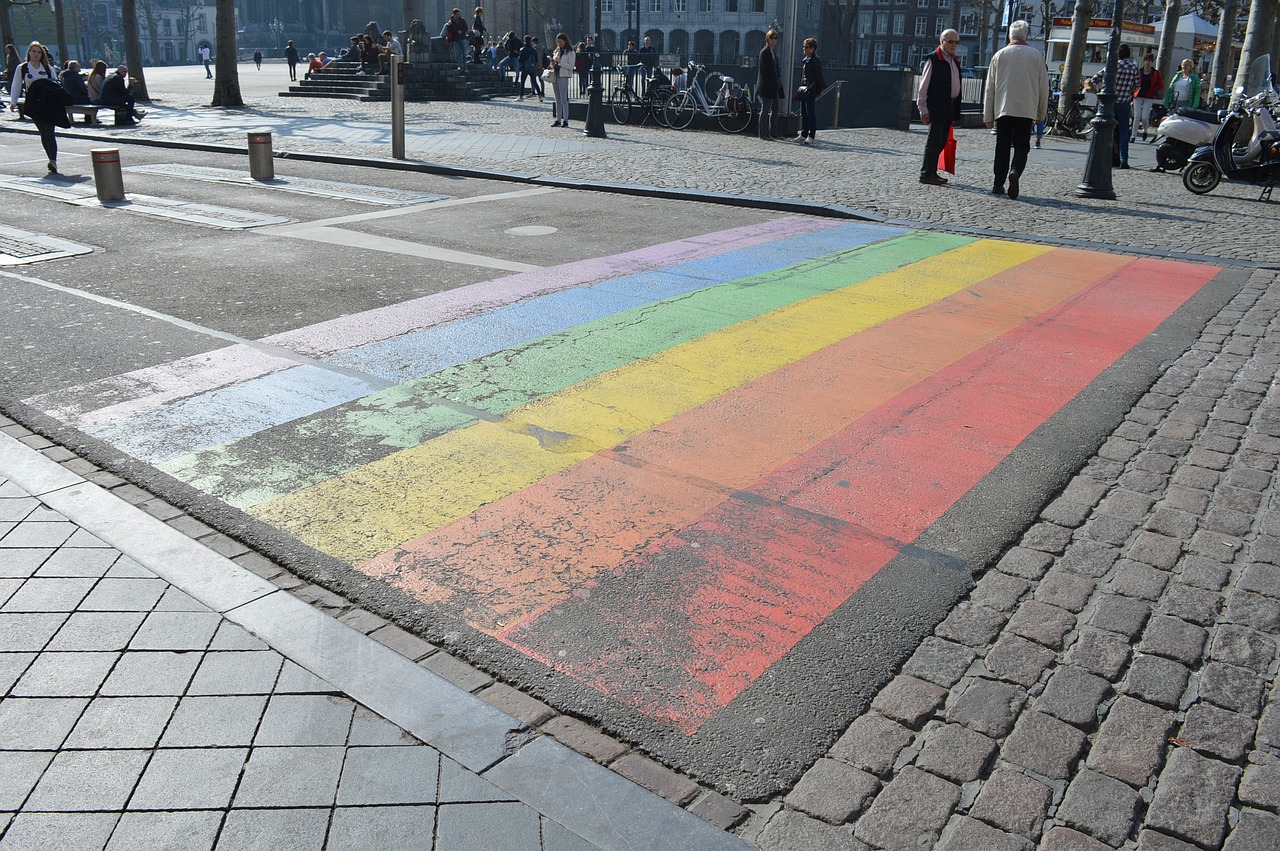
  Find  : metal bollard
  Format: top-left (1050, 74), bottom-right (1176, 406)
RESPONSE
top-left (90, 148), bottom-right (125, 202)
top-left (247, 130), bottom-right (275, 181)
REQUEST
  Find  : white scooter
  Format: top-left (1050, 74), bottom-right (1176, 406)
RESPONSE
top-left (1153, 104), bottom-right (1222, 171)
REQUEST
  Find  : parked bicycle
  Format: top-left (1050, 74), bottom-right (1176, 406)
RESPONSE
top-left (663, 64), bottom-right (754, 133)
top-left (1046, 90), bottom-right (1096, 139)
top-left (608, 65), bottom-right (672, 127)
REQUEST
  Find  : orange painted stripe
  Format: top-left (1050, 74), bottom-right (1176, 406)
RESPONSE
top-left (357, 247), bottom-right (1129, 631)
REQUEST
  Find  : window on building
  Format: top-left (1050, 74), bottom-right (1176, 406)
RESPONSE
top-left (891, 43), bottom-right (903, 63)
top-left (674, 0), bottom-right (686, 11)
top-left (197, 14), bottom-right (206, 32)
top-left (858, 10), bottom-right (872, 33)
top-left (726, 0), bottom-right (737, 10)
top-left (915, 15), bottom-right (927, 35)
top-left (936, 16), bottom-right (946, 35)
top-left (917, 0), bottom-right (929, 6)
top-left (699, 0), bottom-right (711, 10)
top-left (937, 0), bottom-right (949, 7)
top-left (649, 0), bottom-right (661, 12)
top-left (602, 0), bottom-right (613, 10)
top-left (856, 41), bottom-right (870, 65)
top-left (893, 13), bottom-right (904, 34)
top-left (875, 11), bottom-right (888, 34)
top-left (874, 42), bottom-right (886, 64)
top-left (752, 0), bottom-right (764, 11)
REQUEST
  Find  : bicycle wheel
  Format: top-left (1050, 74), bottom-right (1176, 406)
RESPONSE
top-left (665, 92), bottom-right (696, 129)
top-left (610, 88), bottom-right (632, 125)
top-left (1072, 106), bottom-right (1096, 139)
top-left (649, 89), bottom-right (672, 127)
top-left (717, 96), bottom-right (753, 133)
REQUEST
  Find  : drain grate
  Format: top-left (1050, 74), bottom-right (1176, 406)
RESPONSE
top-left (0, 225), bottom-right (94, 266)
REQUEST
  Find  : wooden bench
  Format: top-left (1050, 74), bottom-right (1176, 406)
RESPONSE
top-left (14, 99), bottom-right (134, 126)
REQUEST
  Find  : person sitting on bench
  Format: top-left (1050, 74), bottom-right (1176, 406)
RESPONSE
top-left (61, 60), bottom-right (92, 104)
top-left (98, 64), bottom-right (146, 124)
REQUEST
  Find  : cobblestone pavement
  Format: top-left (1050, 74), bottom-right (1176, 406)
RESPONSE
top-left (2, 66), bottom-right (1279, 849)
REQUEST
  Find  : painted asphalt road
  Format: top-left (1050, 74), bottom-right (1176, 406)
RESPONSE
top-left (0, 136), bottom-right (1235, 797)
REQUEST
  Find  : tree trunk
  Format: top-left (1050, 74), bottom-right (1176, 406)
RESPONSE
top-left (1234, 0), bottom-right (1278, 101)
top-left (1061, 0), bottom-right (1094, 99)
top-left (1155, 0), bottom-right (1180, 88)
top-left (211, 0), bottom-right (242, 106)
top-left (54, 0), bottom-right (68, 67)
top-left (122, 0), bottom-right (151, 100)
top-left (1210, 0), bottom-right (1237, 92)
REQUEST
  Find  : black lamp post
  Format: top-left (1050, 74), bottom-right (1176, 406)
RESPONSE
top-left (583, 1), bottom-right (607, 137)
top-left (1075, 0), bottom-right (1124, 199)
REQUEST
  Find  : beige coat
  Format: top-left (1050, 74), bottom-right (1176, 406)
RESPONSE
top-left (983, 42), bottom-right (1049, 124)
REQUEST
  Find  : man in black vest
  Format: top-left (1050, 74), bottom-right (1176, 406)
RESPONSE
top-left (916, 29), bottom-right (962, 185)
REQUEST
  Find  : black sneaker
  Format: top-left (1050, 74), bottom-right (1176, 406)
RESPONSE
top-left (1007, 171), bottom-right (1019, 200)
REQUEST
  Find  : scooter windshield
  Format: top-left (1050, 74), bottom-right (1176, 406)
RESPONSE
top-left (1245, 54), bottom-right (1274, 98)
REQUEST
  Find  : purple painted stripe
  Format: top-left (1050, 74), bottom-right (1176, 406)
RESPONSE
top-left (27, 216), bottom-right (837, 430)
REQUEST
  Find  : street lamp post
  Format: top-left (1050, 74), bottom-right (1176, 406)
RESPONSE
top-left (583, 0), bottom-right (607, 137)
top-left (1075, 0), bottom-right (1124, 199)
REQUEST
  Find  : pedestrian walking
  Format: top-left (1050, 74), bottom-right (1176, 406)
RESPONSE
top-left (757, 30), bottom-right (783, 140)
top-left (550, 32), bottom-right (574, 128)
top-left (8, 41), bottom-right (56, 120)
top-left (471, 7), bottom-right (488, 65)
top-left (445, 9), bottom-right (469, 70)
top-left (1133, 52), bottom-right (1163, 141)
top-left (796, 37), bottom-right (826, 145)
top-left (917, 29), bottom-right (962, 185)
top-left (1088, 43), bottom-right (1139, 168)
top-left (4, 44), bottom-right (21, 95)
top-left (517, 35), bottom-right (543, 101)
top-left (284, 40), bottom-right (300, 81)
top-left (8, 43), bottom-right (68, 173)
top-left (253, 48), bottom-right (263, 70)
top-left (199, 44), bottom-right (212, 78)
top-left (984, 20), bottom-right (1049, 200)
top-left (1164, 58), bottom-right (1200, 110)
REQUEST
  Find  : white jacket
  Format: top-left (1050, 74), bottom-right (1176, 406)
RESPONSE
top-left (983, 42), bottom-right (1049, 124)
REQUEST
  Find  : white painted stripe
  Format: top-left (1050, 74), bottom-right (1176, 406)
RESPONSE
top-left (279, 226), bottom-right (541, 272)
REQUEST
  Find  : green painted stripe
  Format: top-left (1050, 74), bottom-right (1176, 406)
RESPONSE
top-left (160, 231), bottom-right (970, 509)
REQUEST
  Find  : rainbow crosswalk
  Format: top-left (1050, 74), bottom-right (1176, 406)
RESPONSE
top-left (30, 217), bottom-right (1222, 734)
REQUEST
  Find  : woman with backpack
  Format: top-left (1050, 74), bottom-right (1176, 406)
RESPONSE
top-left (517, 35), bottom-right (543, 101)
top-left (8, 43), bottom-right (70, 173)
top-left (8, 41), bottom-right (56, 118)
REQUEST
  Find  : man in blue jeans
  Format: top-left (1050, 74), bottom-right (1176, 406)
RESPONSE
top-left (1089, 43), bottom-right (1139, 169)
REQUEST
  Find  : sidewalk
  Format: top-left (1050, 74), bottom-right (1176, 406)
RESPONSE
top-left (0, 426), bottom-right (749, 851)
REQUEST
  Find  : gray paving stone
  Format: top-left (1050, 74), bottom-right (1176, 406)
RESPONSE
top-left (2, 577), bottom-right (96, 613)
top-left (970, 571), bottom-right (1031, 612)
top-left (1041, 498), bottom-right (1094, 528)
top-left (336, 745), bottom-right (442, 806)
top-left (160, 695), bottom-right (269, 747)
top-left (1261, 703), bottom-right (1280, 749)
top-left (914, 723), bottom-right (995, 784)
top-left (1106, 560), bottom-right (1170, 601)
top-left (1160, 485), bottom-right (1210, 516)
top-left (1002, 710), bottom-right (1086, 780)
top-left (153, 586), bottom-right (206, 612)
top-left (0, 520), bottom-right (75, 549)
top-left (436, 801), bottom-right (543, 851)
top-left (1006, 601), bottom-right (1076, 650)
top-left (1179, 555), bottom-right (1234, 591)
top-left (1102, 490), bottom-right (1157, 521)
top-left (969, 767), bottom-right (1051, 840)
top-left (934, 602), bottom-right (1008, 646)
top-left (254, 694), bottom-right (357, 746)
top-left (208, 620), bottom-right (271, 651)
top-left (1211, 624), bottom-right (1277, 673)
top-left (935, 815), bottom-right (1029, 851)
top-left (1135, 829), bottom-right (1202, 851)
top-left (105, 811), bottom-right (221, 851)
top-left (1086, 696), bottom-right (1174, 787)
top-left (1203, 506), bottom-right (1254, 537)
top-left (1126, 532), bottom-right (1184, 570)
top-left (1020, 522), bottom-right (1075, 555)
top-left (11, 650), bottom-right (117, 697)
top-left (1158, 582), bottom-right (1223, 627)
top-left (756, 809), bottom-right (868, 851)
top-left (1063, 629), bottom-right (1131, 681)
top-left (439, 756), bottom-right (514, 803)
top-left (1238, 563), bottom-right (1280, 598)
top-left (1225, 590), bottom-right (1280, 632)
top-left (46, 611), bottom-right (145, 651)
top-left (1224, 810), bottom-right (1280, 851)
top-left (0, 812), bottom-right (119, 851)
top-left (128, 610), bottom-right (221, 650)
top-left (99, 650), bottom-right (200, 696)
top-left (1056, 768), bottom-right (1140, 846)
top-left (0, 696), bottom-right (89, 750)
top-left (63, 696), bottom-right (177, 749)
top-left (0, 612), bottom-right (69, 651)
top-left (1137, 615), bottom-right (1207, 666)
top-left (1199, 661), bottom-right (1265, 714)
top-left (1145, 507), bottom-right (1198, 539)
top-left (1088, 594), bottom-right (1151, 639)
top-left (33, 549), bottom-right (118, 578)
top-left (829, 714), bottom-right (915, 778)
top-left (128, 747), bottom-right (249, 809)
top-left (217, 808), bottom-right (331, 851)
top-left (998, 547), bottom-right (1054, 580)
top-left (1084, 514), bottom-right (1138, 547)
top-left (349, 705), bottom-right (420, 747)
top-left (275, 660), bottom-right (338, 693)
top-left (1180, 701), bottom-right (1257, 762)
top-left (902, 638), bottom-right (975, 689)
top-left (0, 549), bottom-right (53, 578)
top-left (785, 758), bottom-right (879, 824)
top-left (0, 750), bottom-right (53, 810)
top-left (25, 749), bottom-right (150, 811)
top-left (1034, 571), bottom-right (1095, 614)
top-left (852, 766), bottom-right (960, 851)
top-left (1189, 528), bottom-right (1245, 561)
top-left (78, 578), bottom-right (168, 612)
top-left (0, 651), bottom-right (33, 692)
top-left (1038, 825), bottom-right (1112, 850)
top-left (984, 633), bottom-right (1056, 687)
top-left (232, 746), bottom-right (346, 807)
top-left (327, 805), bottom-right (441, 851)
top-left (1036, 666), bottom-right (1110, 728)
top-left (946, 678), bottom-right (1025, 738)
top-left (187, 650), bottom-right (284, 695)
top-left (1238, 761), bottom-right (1280, 811)
top-left (869, 675), bottom-right (947, 730)
top-left (1146, 747), bottom-right (1241, 847)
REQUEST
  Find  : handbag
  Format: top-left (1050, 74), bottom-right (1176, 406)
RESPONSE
top-left (541, 67), bottom-right (556, 83)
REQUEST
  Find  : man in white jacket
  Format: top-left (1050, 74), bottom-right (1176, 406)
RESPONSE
top-left (984, 20), bottom-right (1049, 200)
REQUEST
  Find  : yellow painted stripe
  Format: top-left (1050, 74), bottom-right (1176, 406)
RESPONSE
top-left (251, 239), bottom-right (1051, 563)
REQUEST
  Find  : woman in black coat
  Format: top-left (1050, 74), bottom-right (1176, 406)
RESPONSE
top-left (23, 77), bottom-right (71, 173)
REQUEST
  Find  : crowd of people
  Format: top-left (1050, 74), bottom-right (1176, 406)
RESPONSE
top-left (5, 40), bottom-right (145, 173)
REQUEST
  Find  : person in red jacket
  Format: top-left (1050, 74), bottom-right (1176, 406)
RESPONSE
top-left (1133, 53), bottom-right (1164, 142)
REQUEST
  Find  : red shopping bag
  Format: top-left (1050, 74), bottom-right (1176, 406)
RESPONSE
top-left (937, 126), bottom-right (956, 175)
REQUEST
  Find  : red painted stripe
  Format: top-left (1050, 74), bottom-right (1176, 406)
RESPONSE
top-left (503, 257), bottom-right (1220, 733)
